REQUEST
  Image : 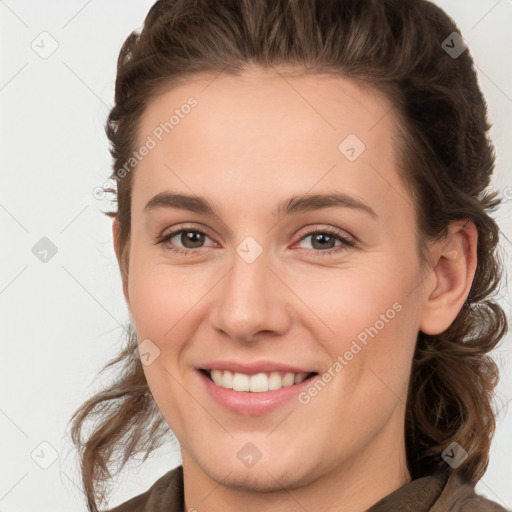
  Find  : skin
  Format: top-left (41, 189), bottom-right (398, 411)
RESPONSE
top-left (113, 67), bottom-right (477, 512)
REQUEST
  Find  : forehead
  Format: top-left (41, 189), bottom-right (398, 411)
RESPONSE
top-left (137, 68), bottom-right (396, 152)
top-left (133, 68), bottom-right (412, 222)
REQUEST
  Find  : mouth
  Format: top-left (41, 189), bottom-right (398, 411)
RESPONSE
top-left (199, 368), bottom-right (319, 393)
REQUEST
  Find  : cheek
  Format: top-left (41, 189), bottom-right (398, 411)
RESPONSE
top-left (126, 253), bottom-right (216, 396)
top-left (127, 247), bottom-right (207, 338)
top-left (293, 258), bottom-right (419, 401)
top-left (127, 259), bottom-right (195, 433)
top-left (292, 261), bottom-right (413, 346)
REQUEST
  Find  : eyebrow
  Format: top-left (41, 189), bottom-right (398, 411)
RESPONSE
top-left (144, 190), bottom-right (378, 219)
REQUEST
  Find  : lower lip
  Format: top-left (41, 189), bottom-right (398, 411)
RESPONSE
top-left (198, 370), bottom-right (318, 416)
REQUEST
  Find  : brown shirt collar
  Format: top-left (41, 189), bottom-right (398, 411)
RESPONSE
top-left (366, 470), bottom-right (448, 511)
top-left (109, 465), bottom-right (509, 512)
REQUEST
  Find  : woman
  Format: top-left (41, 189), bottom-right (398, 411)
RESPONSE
top-left (70, 0), bottom-right (509, 510)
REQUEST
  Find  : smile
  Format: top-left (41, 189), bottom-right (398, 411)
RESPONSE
top-left (198, 369), bottom-right (319, 415)
top-left (202, 369), bottom-right (316, 392)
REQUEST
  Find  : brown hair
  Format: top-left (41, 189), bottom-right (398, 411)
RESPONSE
top-left (69, 0), bottom-right (508, 510)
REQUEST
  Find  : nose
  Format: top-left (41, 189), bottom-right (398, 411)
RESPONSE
top-left (209, 246), bottom-right (291, 343)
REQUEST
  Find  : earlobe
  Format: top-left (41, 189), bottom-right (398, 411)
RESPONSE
top-left (419, 220), bottom-right (478, 335)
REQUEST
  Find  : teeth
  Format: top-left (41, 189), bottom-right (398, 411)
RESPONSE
top-left (221, 370), bottom-right (233, 388)
top-left (208, 369), bottom-right (310, 392)
top-left (233, 372), bottom-right (250, 391)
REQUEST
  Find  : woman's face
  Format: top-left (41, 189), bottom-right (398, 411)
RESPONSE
top-left (121, 68), bottom-right (431, 492)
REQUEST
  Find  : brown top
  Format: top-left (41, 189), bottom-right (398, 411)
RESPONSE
top-left (107, 465), bottom-right (509, 512)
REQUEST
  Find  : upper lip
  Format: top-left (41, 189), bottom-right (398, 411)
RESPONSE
top-left (198, 360), bottom-right (317, 375)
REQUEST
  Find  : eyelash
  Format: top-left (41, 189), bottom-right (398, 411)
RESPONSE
top-left (156, 225), bottom-right (355, 257)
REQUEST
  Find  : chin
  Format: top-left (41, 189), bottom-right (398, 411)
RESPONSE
top-left (199, 455), bottom-right (316, 493)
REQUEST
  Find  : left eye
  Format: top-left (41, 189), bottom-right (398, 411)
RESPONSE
top-left (294, 229), bottom-right (355, 255)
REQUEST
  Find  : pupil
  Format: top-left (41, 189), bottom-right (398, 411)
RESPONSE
top-left (313, 233), bottom-right (334, 250)
top-left (182, 231), bottom-right (204, 248)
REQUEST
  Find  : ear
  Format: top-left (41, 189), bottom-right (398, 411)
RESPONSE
top-left (419, 219), bottom-right (478, 335)
top-left (112, 218), bottom-right (131, 312)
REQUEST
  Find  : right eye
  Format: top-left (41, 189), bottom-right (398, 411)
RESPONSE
top-left (157, 227), bottom-right (217, 255)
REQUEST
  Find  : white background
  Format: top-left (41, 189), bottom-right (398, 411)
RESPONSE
top-left (1, 0), bottom-right (511, 510)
